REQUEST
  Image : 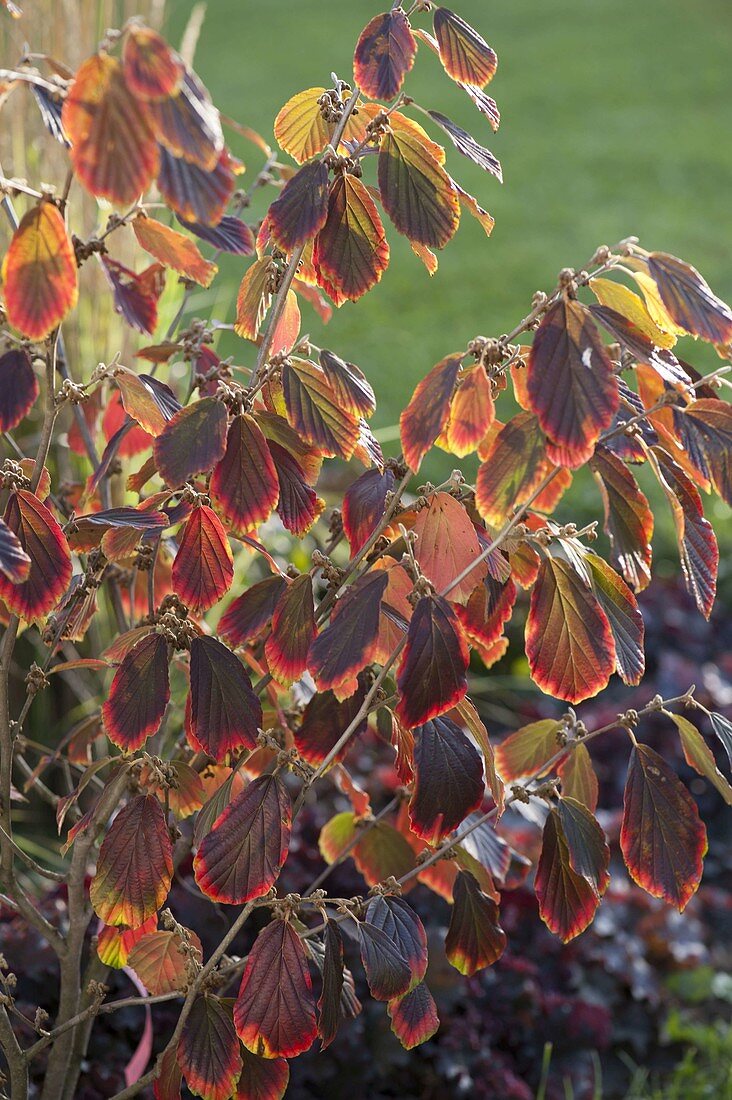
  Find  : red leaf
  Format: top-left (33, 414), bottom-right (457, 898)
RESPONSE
top-left (265, 574), bottom-right (316, 686)
top-left (319, 349), bottom-right (376, 419)
top-left (1, 201), bottom-right (78, 339)
top-left (445, 362), bottom-right (494, 456)
top-left (235, 1050), bottom-right (289, 1100)
top-left (590, 447), bottom-right (654, 592)
top-left (621, 743), bottom-right (707, 912)
top-left (96, 915), bottom-right (158, 970)
top-left (445, 871), bottom-right (506, 975)
top-left (0, 518), bottom-right (30, 585)
top-left (678, 399), bottom-right (732, 505)
top-left (178, 995), bottom-right (242, 1100)
top-left (456, 574), bottom-right (516, 650)
top-left (218, 576), bottom-right (286, 648)
top-left (475, 412), bottom-right (550, 525)
top-left (0, 490), bottom-right (72, 622)
top-left (133, 216), bottom-right (217, 287)
top-left (90, 795), bottom-right (172, 928)
top-left (157, 146), bottom-right (236, 227)
top-left (367, 895), bottom-right (428, 988)
top-left (410, 491), bottom-right (486, 603)
top-left (102, 393), bottom-right (154, 457)
top-left (527, 299), bottom-right (618, 468)
top-left (585, 552), bottom-right (645, 686)
top-left (378, 128), bottom-right (460, 249)
top-left (63, 53), bottom-right (158, 204)
top-left (433, 7), bottom-right (498, 87)
top-left (387, 982), bottom-right (439, 1050)
top-left (353, 9), bottom-right (417, 100)
top-left (526, 556), bottom-right (616, 704)
top-left (122, 25), bottom-right (183, 101)
top-left (342, 467), bottom-right (396, 553)
top-left (186, 635), bottom-right (262, 761)
top-left (194, 774), bottom-right (291, 904)
top-left (102, 632), bottom-right (170, 751)
top-left (235, 919), bottom-right (317, 1059)
top-left (268, 441), bottom-right (324, 537)
top-left (128, 929), bottom-right (202, 994)
top-left (646, 251), bottom-right (732, 345)
top-left (535, 809), bottom-right (602, 942)
top-left (172, 505), bottom-right (233, 613)
top-left (282, 358), bottom-right (360, 459)
top-left (0, 349), bottom-right (38, 432)
top-left (115, 368), bottom-right (181, 435)
top-left (313, 173), bottom-right (390, 305)
top-left (396, 594), bottom-right (469, 728)
top-left (653, 448), bottom-right (718, 618)
top-left (308, 570), bottom-right (388, 697)
top-left (154, 1046), bottom-right (182, 1100)
top-left (357, 921), bottom-right (412, 1001)
top-left (210, 414), bottom-right (279, 534)
top-left (149, 70), bottom-right (223, 170)
top-left (154, 398), bottom-right (228, 488)
top-left (295, 683), bottom-right (368, 767)
top-left (400, 355), bottom-right (461, 472)
top-left (408, 717), bottom-right (484, 843)
top-left (269, 159), bottom-right (330, 253)
top-left (101, 257), bottom-right (165, 336)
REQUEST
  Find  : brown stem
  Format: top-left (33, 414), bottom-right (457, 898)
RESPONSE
top-left (0, 1003), bottom-right (27, 1100)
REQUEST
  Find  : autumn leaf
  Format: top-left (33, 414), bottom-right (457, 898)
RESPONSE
top-left (353, 9), bottom-right (417, 100)
top-left (313, 173), bottom-right (390, 305)
top-left (2, 201), bottom-right (78, 339)
top-left (379, 127), bottom-right (459, 248)
top-left (396, 593), bottom-right (469, 728)
top-left (133, 216), bottom-right (217, 287)
top-left (90, 795), bottom-right (172, 927)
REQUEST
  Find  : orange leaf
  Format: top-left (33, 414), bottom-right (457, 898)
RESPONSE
top-left (133, 216), bottom-right (217, 287)
top-left (2, 201), bottom-right (78, 339)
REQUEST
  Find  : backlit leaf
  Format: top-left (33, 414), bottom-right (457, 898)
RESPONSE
top-left (101, 258), bottom-right (165, 335)
top-left (653, 448), bottom-right (718, 619)
top-left (282, 358), bottom-right (360, 459)
top-left (319, 349), bottom-right (376, 419)
top-left (268, 441), bottom-right (325, 537)
top-left (102, 632), bottom-right (169, 752)
top-left (313, 173), bottom-right (390, 305)
top-left (149, 69), bottom-right (223, 170)
top-left (157, 146), bottom-right (236, 227)
top-left (494, 719), bottom-right (562, 782)
top-left (669, 713), bottom-right (732, 806)
top-left (588, 304), bottom-right (688, 385)
top-left (535, 809), bottom-right (602, 942)
top-left (709, 713), bottom-right (732, 772)
top-left (274, 86), bottom-right (360, 165)
top-left (409, 716), bottom-right (484, 843)
top-left (353, 9), bottom-right (416, 100)
top-left (427, 110), bottom-right (501, 180)
top-left (646, 251), bottom-right (732, 345)
top-left (235, 1050), bottom-right (289, 1100)
top-left (387, 983), bottom-right (439, 1050)
top-left (527, 298), bottom-right (618, 468)
top-left (526, 556), bottom-right (616, 704)
top-left (353, 821), bottom-right (416, 886)
top-left (128, 929), bottom-right (201, 994)
top-left (585, 551), bottom-right (645, 686)
top-left (308, 570), bottom-right (388, 697)
top-left (172, 505), bottom-right (234, 613)
top-left (456, 573), bottom-right (516, 651)
top-left (154, 398), bottom-right (228, 488)
top-left (115, 368), bottom-right (180, 436)
top-left (90, 794), bottom-right (172, 927)
top-left (187, 635), bottom-right (262, 761)
top-left (63, 53), bottom-right (158, 204)
top-left (589, 276), bottom-right (676, 348)
top-left (178, 214), bottom-right (254, 255)
top-left (218, 576), bottom-right (286, 648)
top-left (0, 490), bottom-right (72, 622)
top-left (265, 573), bottom-right (316, 685)
top-left (357, 921), bottom-right (412, 1001)
top-left (133, 216), bottom-right (217, 287)
top-left (178, 995), bottom-right (242, 1100)
top-left (210, 414), bottom-right (279, 534)
top-left (678, 399), bottom-right (732, 505)
top-left (396, 593), bottom-right (469, 728)
top-left (411, 491), bottom-right (486, 603)
top-left (0, 518), bottom-right (30, 585)
top-left (342, 467), bottom-right (395, 553)
top-left (2, 201), bottom-right (78, 339)
top-left (445, 871), bottom-right (506, 975)
top-left (193, 774), bottom-right (291, 903)
top-left (235, 919), bottom-right (317, 1058)
top-left (590, 447), bottom-right (654, 592)
top-left (433, 7), bottom-right (497, 87)
top-left (378, 127), bottom-right (459, 248)
top-left (122, 25), bottom-right (183, 101)
top-left (621, 743), bottom-right (707, 911)
top-left (557, 743), bottom-right (598, 812)
top-left (444, 362), bottom-right (494, 456)
top-left (0, 349), bottom-right (38, 431)
top-left (475, 412), bottom-right (549, 525)
top-left (269, 159), bottom-right (330, 253)
top-left (400, 355), bottom-right (461, 472)
top-left (96, 915), bottom-right (157, 970)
